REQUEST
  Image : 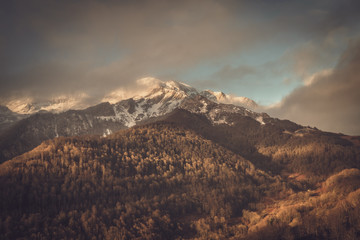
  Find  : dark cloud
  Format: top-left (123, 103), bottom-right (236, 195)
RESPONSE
top-left (267, 39), bottom-right (360, 135)
top-left (1, 0), bottom-right (258, 101)
top-left (189, 1), bottom-right (360, 94)
top-left (1, 0), bottom-right (360, 129)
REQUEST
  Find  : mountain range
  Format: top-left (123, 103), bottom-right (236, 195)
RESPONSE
top-left (0, 80), bottom-right (265, 163)
top-left (0, 80), bottom-right (359, 239)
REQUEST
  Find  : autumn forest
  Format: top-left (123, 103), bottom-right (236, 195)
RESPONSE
top-left (1, 116), bottom-right (360, 239)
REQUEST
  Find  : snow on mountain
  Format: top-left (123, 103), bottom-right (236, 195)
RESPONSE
top-left (0, 80), bottom-right (275, 162)
top-left (101, 80), bottom-right (266, 128)
top-left (100, 80), bottom-right (199, 127)
top-left (179, 95), bottom-right (269, 126)
top-left (3, 77), bottom-right (258, 118)
top-left (4, 94), bottom-right (90, 114)
top-left (40, 95), bottom-right (89, 113)
top-left (4, 97), bottom-right (37, 114)
top-left (102, 78), bottom-right (198, 104)
top-left (1, 78), bottom-right (263, 137)
top-left (200, 90), bottom-right (258, 110)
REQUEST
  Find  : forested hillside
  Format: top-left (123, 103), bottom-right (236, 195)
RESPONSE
top-left (1, 122), bottom-right (359, 239)
top-left (158, 109), bottom-right (360, 179)
top-left (0, 123), bottom-right (282, 239)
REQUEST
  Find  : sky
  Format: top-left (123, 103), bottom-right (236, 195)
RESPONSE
top-left (1, 0), bottom-right (360, 135)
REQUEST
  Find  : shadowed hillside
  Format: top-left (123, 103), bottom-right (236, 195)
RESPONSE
top-left (158, 109), bottom-right (360, 180)
top-left (0, 124), bottom-right (284, 239)
top-left (1, 122), bottom-right (359, 239)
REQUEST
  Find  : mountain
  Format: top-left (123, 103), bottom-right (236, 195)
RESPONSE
top-left (180, 95), bottom-right (267, 126)
top-left (1, 80), bottom-right (360, 239)
top-left (0, 123), bottom-right (278, 239)
top-left (0, 80), bottom-right (260, 136)
top-left (1, 80), bottom-right (359, 178)
top-left (0, 102), bottom-right (128, 163)
top-left (0, 80), bottom-right (268, 162)
top-left (1, 81), bottom-right (359, 178)
top-left (156, 105), bottom-right (360, 178)
top-left (1, 120), bottom-right (359, 239)
top-left (110, 80), bottom-right (198, 127)
top-left (2, 79), bottom-right (359, 172)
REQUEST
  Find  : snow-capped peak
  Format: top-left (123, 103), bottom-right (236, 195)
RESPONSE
top-left (145, 80), bottom-right (198, 100)
top-left (200, 90), bottom-right (258, 110)
top-left (161, 80), bottom-right (198, 95)
top-left (107, 80), bottom-right (200, 128)
top-left (3, 77), bottom-right (259, 121)
top-left (4, 94), bottom-right (90, 114)
top-left (102, 78), bottom-right (198, 103)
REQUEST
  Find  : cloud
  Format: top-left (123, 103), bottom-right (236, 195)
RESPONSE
top-left (1, 0), bottom-right (360, 113)
top-left (303, 69), bottom-right (333, 86)
top-left (213, 65), bottom-right (257, 82)
top-left (1, 0), bottom-right (255, 101)
top-left (101, 77), bottom-right (162, 103)
top-left (267, 39), bottom-right (360, 135)
top-left (283, 42), bottom-right (331, 79)
top-left (194, 64), bottom-right (258, 90)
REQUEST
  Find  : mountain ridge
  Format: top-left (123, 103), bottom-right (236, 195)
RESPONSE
top-left (0, 79), bottom-right (358, 166)
top-left (1, 79), bottom-right (258, 115)
top-left (1, 116), bottom-right (359, 239)
top-left (1, 81), bottom-right (360, 239)
top-left (0, 80), bottom-right (271, 162)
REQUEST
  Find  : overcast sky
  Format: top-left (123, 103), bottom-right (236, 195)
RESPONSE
top-left (1, 0), bottom-right (360, 134)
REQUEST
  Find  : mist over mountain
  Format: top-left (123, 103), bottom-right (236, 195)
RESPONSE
top-left (1, 78), bottom-right (258, 115)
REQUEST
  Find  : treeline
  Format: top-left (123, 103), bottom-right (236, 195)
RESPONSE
top-left (258, 133), bottom-right (360, 180)
top-left (1, 122), bottom-right (359, 239)
top-left (244, 168), bottom-right (360, 240)
top-left (161, 109), bottom-right (360, 178)
top-left (0, 123), bottom-right (285, 239)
